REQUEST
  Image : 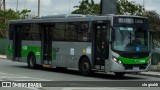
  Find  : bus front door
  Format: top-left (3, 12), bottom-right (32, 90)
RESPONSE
top-left (94, 23), bottom-right (110, 69)
top-left (41, 25), bottom-right (53, 66)
top-left (13, 25), bottom-right (22, 61)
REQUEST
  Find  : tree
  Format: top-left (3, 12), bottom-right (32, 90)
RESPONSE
top-left (0, 9), bottom-right (32, 38)
top-left (144, 10), bottom-right (160, 32)
top-left (72, 0), bottom-right (144, 15)
top-left (72, 0), bottom-right (100, 15)
top-left (117, 0), bottom-right (144, 15)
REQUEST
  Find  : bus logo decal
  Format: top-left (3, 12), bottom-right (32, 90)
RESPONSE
top-left (135, 60), bottom-right (138, 64)
top-left (22, 46), bottom-right (27, 50)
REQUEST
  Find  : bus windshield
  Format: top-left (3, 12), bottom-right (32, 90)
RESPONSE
top-left (112, 26), bottom-right (149, 52)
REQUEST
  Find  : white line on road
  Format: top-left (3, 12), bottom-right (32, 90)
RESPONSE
top-left (62, 87), bottom-right (125, 90)
top-left (0, 72), bottom-right (51, 81)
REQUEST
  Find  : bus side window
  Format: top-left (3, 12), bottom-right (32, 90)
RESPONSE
top-left (65, 22), bottom-right (78, 41)
top-left (53, 23), bottom-right (65, 41)
top-left (78, 22), bottom-right (91, 42)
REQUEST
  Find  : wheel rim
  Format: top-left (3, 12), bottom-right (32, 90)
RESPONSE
top-left (82, 62), bottom-right (89, 71)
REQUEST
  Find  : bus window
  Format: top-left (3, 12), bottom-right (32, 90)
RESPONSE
top-left (31, 24), bottom-right (41, 41)
top-left (77, 22), bottom-right (91, 42)
top-left (53, 23), bottom-right (65, 41)
top-left (65, 22), bottom-right (78, 41)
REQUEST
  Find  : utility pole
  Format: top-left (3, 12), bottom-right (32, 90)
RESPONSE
top-left (143, 0), bottom-right (146, 12)
top-left (100, 0), bottom-right (116, 15)
top-left (2, 0), bottom-right (5, 11)
top-left (38, 0), bottom-right (40, 17)
top-left (3, 0), bottom-right (6, 23)
top-left (16, 0), bottom-right (18, 11)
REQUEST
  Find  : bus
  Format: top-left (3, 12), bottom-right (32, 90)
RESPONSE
top-left (7, 14), bottom-right (151, 76)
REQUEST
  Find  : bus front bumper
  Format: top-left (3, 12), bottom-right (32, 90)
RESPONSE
top-left (109, 59), bottom-right (151, 72)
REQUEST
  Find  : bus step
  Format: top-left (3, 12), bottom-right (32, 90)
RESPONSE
top-left (97, 70), bottom-right (105, 72)
top-left (43, 64), bottom-right (51, 68)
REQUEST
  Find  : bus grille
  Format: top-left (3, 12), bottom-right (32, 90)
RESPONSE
top-left (123, 64), bottom-right (147, 70)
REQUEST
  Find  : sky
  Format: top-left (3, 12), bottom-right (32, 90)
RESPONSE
top-left (2, 0), bottom-right (160, 17)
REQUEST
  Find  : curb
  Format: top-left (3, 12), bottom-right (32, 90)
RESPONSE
top-left (0, 56), bottom-right (7, 59)
top-left (138, 72), bottom-right (160, 78)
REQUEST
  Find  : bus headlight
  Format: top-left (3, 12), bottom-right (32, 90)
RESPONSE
top-left (112, 56), bottom-right (122, 64)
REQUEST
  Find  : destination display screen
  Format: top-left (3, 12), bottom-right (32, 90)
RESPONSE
top-left (115, 17), bottom-right (144, 24)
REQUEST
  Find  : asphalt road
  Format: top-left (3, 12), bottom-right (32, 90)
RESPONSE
top-left (0, 59), bottom-right (159, 90)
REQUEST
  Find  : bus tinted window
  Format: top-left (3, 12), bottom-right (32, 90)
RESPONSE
top-left (65, 22), bottom-right (91, 42)
top-left (65, 22), bottom-right (78, 41)
top-left (22, 24), bottom-right (41, 41)
top-left (77, 22), bottom-right (91, 42)
top-left (53, 23), bottom-right (65, 41)
top-left (31, 24), bottom-right (41, 41)
top-left (22, 24), bottom-right (31, 40)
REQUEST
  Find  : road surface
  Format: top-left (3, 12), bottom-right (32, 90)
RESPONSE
top-left (0, 59), bottom-right (159, 90)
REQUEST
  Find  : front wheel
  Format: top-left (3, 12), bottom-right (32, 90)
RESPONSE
top-left (114, 72), bottom-right (125, 77)
top-left (79, 57), bottom-right (92, 76)
top-left (27, 54), bottom-right (37, 69)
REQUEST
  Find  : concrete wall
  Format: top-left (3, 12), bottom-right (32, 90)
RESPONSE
top-left (0, 39), bottom-right (7, 55)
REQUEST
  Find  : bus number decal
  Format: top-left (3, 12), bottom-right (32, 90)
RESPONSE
top-left (22, 46), bottom-right (27, 50)
top-left (36, 52), bottom-right (40, 56)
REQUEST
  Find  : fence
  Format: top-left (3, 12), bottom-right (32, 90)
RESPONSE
top-left (0, 38), bottom-right (7, 55)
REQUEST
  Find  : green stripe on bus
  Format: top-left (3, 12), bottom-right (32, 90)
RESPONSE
top-left (7, 45), bottom-right (55, 60)
top-left (118, 56), bottom-right (150, 64)
top-left (21, 46), bottom-right (41, 60)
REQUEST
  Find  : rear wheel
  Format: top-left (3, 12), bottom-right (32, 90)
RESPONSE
top-left (114, 72), bottom-right (125, 77)
top-left (27, 54), bottom-right (37, 69)
top-left (79, 57), bottom-right (92, 76)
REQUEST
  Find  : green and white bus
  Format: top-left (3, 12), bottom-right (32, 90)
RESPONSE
top-left (7, 14), bottom-right (151, 76)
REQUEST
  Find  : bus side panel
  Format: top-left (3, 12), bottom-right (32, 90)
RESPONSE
top-left (52, 41), bottom-right (92, 69)
top-left (21, 41), bottom-right (41, 64)
top-left (7, 40), bottom-right (13, 60)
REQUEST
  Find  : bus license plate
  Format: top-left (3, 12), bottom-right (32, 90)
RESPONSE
top-left (133, 67), bottom-right (139, 70)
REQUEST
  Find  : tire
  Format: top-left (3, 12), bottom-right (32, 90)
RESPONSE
top-left (79, 57), bottom-right (92, 76)
top-left (114, 72), bottom-right (125, 77)
top-left (27, 54), bottom-right (37, 69)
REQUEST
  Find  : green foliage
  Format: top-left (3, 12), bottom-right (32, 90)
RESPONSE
top-left (72, 0), bottom-right (144, 15)
top-left (117, 0), bottom-right (144, 15)
top-left (72, 0), bottom-right (100, 15)
top-left (72, 0), bottom-right (160, 36)
top-left (144, 10), bottom-right (160, 32)
top-left (0, 9), bottom-right (32, 38)
top-left (0, 9), bottom-right (32, 29)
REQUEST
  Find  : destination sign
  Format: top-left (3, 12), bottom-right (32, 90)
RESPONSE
top-left (115, 17), bottom-right (144, 24)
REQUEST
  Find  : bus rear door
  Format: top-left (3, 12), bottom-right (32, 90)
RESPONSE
top-left (13, 25), bottom-right (22, 61)
top-left (41, 25), bottom-right (53, 67)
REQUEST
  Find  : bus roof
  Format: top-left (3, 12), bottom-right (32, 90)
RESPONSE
top-left (9, 14), bottom-right (147, 24)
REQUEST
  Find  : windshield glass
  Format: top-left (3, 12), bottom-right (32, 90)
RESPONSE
top-left (112, 26), bottom-right (149, 52)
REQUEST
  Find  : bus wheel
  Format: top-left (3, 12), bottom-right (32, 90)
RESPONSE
top-left (114, 72), bottom-right (125, 77)
top-left (79, 57), bottom-right (92, 76)
top-left (27, 54), bottom-right (36, 69)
